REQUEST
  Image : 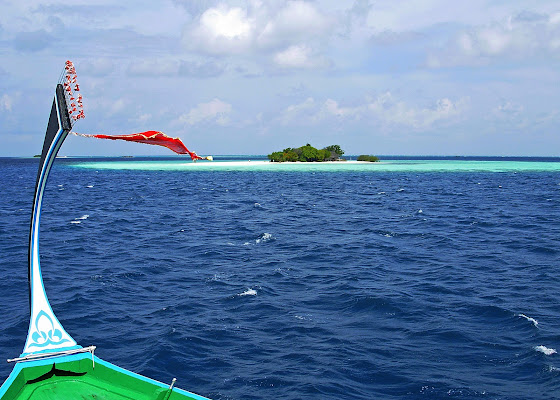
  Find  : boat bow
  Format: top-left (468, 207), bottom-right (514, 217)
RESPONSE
top-left (22, 82), bottom-right (78, 358)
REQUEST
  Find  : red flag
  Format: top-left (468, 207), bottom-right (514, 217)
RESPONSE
top-left (73, 131), bottom-right (206, 161)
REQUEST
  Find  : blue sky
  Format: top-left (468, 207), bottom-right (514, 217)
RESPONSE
top-left (0, 0), bottom-right (559, 156)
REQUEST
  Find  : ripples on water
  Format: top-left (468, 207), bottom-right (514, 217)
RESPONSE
top-left (0, 158), bottom-right (559, 400)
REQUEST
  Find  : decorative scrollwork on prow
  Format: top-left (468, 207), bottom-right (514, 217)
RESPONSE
top-left (28, 310), bottom-right (71, 349)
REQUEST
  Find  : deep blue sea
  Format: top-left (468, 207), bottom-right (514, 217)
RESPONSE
top-left (1, 156), bottom-right (559, 400)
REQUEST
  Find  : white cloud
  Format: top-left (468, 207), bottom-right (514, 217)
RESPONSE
top-left (549, 12), bottom-right (560, 25)
top-left (257, 1), bottom-right (331, 47)
top-left (184, 1), bottom-right (331, 57)
top-left (367, 94), bottom-right (467, 130)
top-left (280, 97), bottom-right (316, 124)
top-left (322, 99), bottom-right (365, 120)
top-left (137, 113), bottom-right (152, 123)
top-left (273, 44), bottom-right (328, 69)
top-left (427, 10), bottom-right (560, 68)
top-left (0, 94), bottom-right (13, 112)
top-left (494, 101), bottom-right (524, 117)
top-left (280, 93), bottom-right (468, 130)
top-left (186, 5), bottom-right (254, 54)
top-left (177, 98), bottom-right (232, 125)
top-left (201, 6), bottom-right (252, 39)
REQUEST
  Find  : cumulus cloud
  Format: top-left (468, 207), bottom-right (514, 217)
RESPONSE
top-left (183, 1), bottom-right (331, 57)
top-left (426, 10), bottom-right (560, 68)
top-left (186, 5), bottom-right (254, 55)
top-left (280, 93), bottom-right (468, 130)
top-left (257, 1), bottom-right (331, 47)
top-left (176, 98), bottom-right (232, 126)
top-left (367, 94), bottom-right (468, 129)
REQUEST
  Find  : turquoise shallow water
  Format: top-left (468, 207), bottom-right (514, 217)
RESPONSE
top-left (72, 159), bottom-right (560, 172)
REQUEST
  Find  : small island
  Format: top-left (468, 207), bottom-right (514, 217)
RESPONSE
top-left (268, 144), bottom-right (379, 162)
top-left (268, 144), bottom-right (345, 162)
top-left (357, 155), bottom-right (379, 162)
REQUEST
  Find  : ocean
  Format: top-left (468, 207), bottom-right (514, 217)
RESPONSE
top-left (0, 156), bottom-right (559, 399)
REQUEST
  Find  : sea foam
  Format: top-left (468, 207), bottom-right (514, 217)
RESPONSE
top-left (255, 233), bottom-right (273, 244)
top-left (239, 288), bottom-right (257, 296)
top-left (71, 215), bottom-right (89, 224)
top-left (518, 314), bottom-right (538, 327)
top-left (535, 345), bottom-right (557, 356)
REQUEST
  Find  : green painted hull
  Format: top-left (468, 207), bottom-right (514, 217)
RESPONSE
top-left (0, 353), bottom-right (209, 400)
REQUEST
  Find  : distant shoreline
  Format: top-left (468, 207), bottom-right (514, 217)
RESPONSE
top-left (5, 155), bottom-right (560, 162)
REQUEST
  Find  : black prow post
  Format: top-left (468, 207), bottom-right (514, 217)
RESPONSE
top-left (28, 83), bottom-right (72, 311)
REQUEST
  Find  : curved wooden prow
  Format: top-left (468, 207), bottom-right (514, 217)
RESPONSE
top-left (22, 83), bottom-right (79, 357)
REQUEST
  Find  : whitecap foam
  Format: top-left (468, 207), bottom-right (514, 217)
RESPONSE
top-left (535, 345), bottom-right (556, 355)
top-left (518, 314), bottom-right (538, 327)
top-left (70, 220), bottom-right (81, 224)
top-left (255, 232), bottom-right (273, 244)
top-left (239, 288), bottom-right (257, 296)
top-left (86, 185), bottom-right (94, 188)
top-left (396, 188), bottom-right (405, 192)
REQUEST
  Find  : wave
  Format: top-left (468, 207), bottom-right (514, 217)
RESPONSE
top-left (238, 288), bottom-right (257, 296)
top-left (256, 232), bottom-right (273, 244)
top-left (535, 345), bottom-right (556, 355)
top-left (70, 214), bottom-right (89, 224)
top-left (517, 313), bottom-right (538, 327)
top-left (244, 233), bottom-right (274, 246)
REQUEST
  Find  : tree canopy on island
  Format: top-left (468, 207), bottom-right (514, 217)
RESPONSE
top-left (268, 144), bottom-right (345, 162)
